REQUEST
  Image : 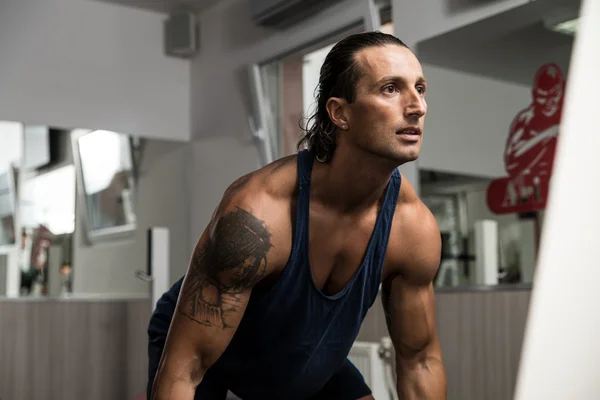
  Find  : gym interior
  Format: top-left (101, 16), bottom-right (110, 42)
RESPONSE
top-left (0, 0), bottom-right (593, 399)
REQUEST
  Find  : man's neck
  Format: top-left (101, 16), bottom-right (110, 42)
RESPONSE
top-left (310, 148), bottom-right (400, 214)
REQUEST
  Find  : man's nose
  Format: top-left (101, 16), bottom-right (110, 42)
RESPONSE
top-left (404, 91), bottom-right (426, 119)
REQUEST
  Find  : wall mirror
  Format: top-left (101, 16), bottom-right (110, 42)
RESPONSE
top-left (421, 169), bottom-right (540, 289)
top-left (71, 129), bottom-right (137, 244)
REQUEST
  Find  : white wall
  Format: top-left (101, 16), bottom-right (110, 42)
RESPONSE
top-left (419, 64), bottom-right (530, 178)
top-left (393, 0), bottom-right (530, 47)
top-left (189, 137), bottom-right (262, 248)
top-left (0, 0), bottom-right (190, 142)
top-left (0, 122), bottom-right (23, 171)
top-left (73, 141), bottom-right (192, 294)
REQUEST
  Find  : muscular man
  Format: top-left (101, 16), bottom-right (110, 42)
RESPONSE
top-left (503, 63), bottom-right (565, 206)
top-left (148, 31), bottom-right (446, 400)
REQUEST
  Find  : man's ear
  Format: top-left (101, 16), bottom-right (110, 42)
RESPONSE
top-left (326, 97), bottom-right (350, 131)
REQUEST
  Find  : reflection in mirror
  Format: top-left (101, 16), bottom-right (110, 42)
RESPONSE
top-left (20, 165), bottom-right (75, 296)
top-left (18, 129), bottom-right (78, 296)
top-left (72, 130), bottom-right (137, 243)
top-left (0, 121), bottom-right (23, 247)
top-left (18, 226), bottom-right (74, 297)
top-left (2, 128), bottom-right (79, 297)
top-left (21, 165), bottom-right (76, 235)
top-left (0, 169), bottom-right (17, 246)
top-left (421, 169), bottom-right (541, 288)
top-left (1, 125), bottom-right (156, 298)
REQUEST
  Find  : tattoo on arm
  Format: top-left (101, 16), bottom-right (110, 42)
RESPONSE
top-left (178, 207), bottom-right (272, 328)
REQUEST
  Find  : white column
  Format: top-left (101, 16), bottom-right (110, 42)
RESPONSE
top-left (5, 248), bottom-right (20, 297)
top-left (514, 0), bottom-right (600, 398)
top-left (150, 227), bottom-right (170, 310)
top-left (473, 220), bottom-right (498, 286)
top-left (518, 219), bottom-right (537, 284)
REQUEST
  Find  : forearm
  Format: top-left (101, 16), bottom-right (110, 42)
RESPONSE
top-left (396, 355), bottom-right (447, 400)
top-left (151, 378), bottom-right (198, 400)
top-left (151, 362), bottom-right (205, 400)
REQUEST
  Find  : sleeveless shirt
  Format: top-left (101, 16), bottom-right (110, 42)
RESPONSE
top-left (151, 150), bottom-right (401, 399)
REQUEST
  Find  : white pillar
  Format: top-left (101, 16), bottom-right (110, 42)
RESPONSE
top-left (150, 227), bottom-right (170, 310)
top-left (518, 219), bottom-right (537, 284)
top-left (473, 220), bottom-right (498, 286)
top-left (4, 248), bottom-right (19, 297)
top-left (514, 0), bottom-right (600, 398)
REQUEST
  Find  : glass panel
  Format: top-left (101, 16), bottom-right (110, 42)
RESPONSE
top-left (19, 164), bottom-right (76, 296)
top-left (260, 62), bottom-right (282, 160)
top-left (76, 130), bottom-right (136, 234)
top-left (0, 170), bottom-right (16, 246)
top-left (423, 194), bottom-right (463, 287)
top-left (421, 168), bottom-right (545, 287)
top-left (20, 165), bottom-right (76, 235)
top-left (0, 121), bottom-right (23, 246)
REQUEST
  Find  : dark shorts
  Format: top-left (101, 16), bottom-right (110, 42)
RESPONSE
top-left (147, 333), bottom-right (372, 400)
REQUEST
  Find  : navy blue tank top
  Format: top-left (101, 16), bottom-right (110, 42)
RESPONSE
top-left (154, 150), bottom-right (401, 399)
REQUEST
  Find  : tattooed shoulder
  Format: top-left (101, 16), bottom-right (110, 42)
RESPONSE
top-left (178, 207), bottom-right (273, 328)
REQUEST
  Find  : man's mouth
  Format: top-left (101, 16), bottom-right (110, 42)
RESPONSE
top-left (396, 127), bottom-right (422, 137)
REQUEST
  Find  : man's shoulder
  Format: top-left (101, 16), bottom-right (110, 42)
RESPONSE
top-left (393, 176), bottom-right (439, 244)
top-left (385, 174), bottom-right (441, 283)
top-left (208, 155), bottom-right (299, 273)
top-left (224, 154), bottom-right (298, 204)
top-left (214, 154), bottom-right (299, 233)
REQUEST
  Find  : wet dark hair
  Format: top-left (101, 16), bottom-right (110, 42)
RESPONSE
top-left (297, 31), bottom-right (408, 162)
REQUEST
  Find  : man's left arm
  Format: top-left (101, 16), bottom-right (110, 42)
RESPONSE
top-left (382, 205), bottom-right (447, 399)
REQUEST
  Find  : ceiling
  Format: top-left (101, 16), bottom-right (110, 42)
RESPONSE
top-left (92, 0), bottom-right (580, 86)
top-left (416, 0), bottom-right (579, 86)
top-left (91, 0), bottom-right (221, 13)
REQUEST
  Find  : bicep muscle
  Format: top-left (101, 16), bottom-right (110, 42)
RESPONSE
top-left (178, 206), bottom-right (272, 329)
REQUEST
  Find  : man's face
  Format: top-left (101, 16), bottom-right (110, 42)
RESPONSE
top-left (341, 45), bottom-right (427, 164)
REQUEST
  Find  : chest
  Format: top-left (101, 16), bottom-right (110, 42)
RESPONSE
top-left (307, 205), bottom-right (386, 296)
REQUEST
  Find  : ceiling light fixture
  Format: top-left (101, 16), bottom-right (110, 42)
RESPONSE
top-left (543, 7), bottom-right (580, 36)
top-left (547, 17), bottom-right (579, 35)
